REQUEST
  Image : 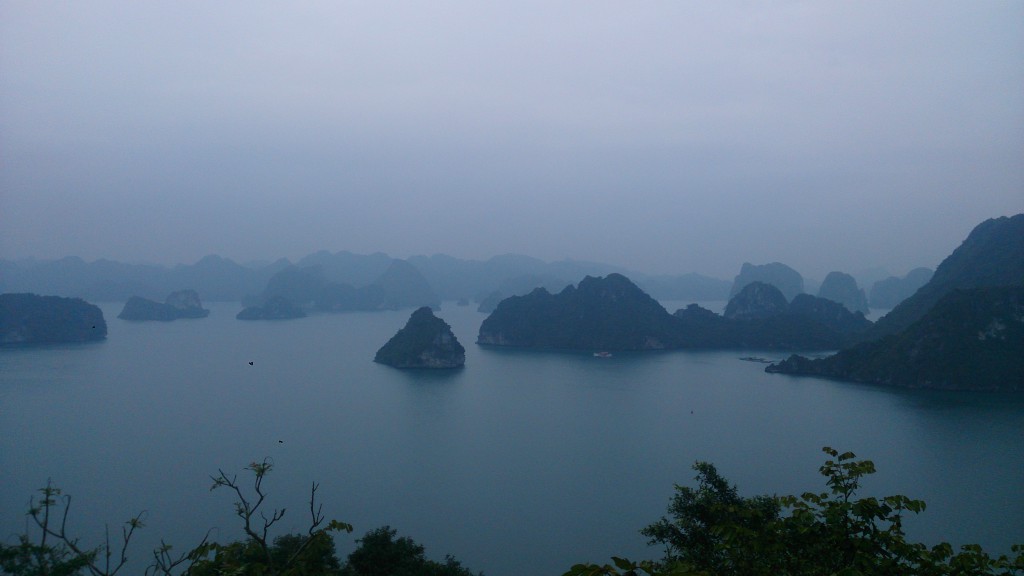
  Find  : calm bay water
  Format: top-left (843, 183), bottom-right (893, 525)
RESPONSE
top-left (2, 301), bottom-right (1022, 575)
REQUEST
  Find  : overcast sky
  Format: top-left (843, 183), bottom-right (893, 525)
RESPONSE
top-left (1, 2), bottom-right (1021, 280)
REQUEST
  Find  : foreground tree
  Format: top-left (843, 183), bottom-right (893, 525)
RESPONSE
top-left (2, 459), bottom-right (482, 576)
top-left (0, 459), bottom-right (353, 576)
top-left (341, 526), bottom-right (480, 576)
top-left (566, 447), bottom-right (1024, 576)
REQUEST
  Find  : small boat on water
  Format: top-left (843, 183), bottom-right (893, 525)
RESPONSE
top-left (593, 351), bottom-right (613, 358)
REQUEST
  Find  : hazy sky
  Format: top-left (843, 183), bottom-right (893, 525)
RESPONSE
top-left (2, 2), bottom-right (1021, 279)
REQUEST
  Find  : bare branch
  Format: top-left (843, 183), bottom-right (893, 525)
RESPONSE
top-left (308, 482), bottom-right (325, 535)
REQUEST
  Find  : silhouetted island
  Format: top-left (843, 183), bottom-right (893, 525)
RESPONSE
top-left (117, 289), bottom-right (210, 321)
top-left (678, 283), bottom-right (870, 349)
top-left (375, 307), bottom-right (465, 368)
top-left (1, 293), bottom-right (107, 345)
top-left (236, 295), bottom-right (307, 320)
top-left (477, 274), bottom-right (869, 351)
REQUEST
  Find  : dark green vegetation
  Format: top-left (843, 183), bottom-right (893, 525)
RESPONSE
top-left (0, 461), bottom-right (480, 576)
top-left (341, 526), bottom-right (481, 576)
top-left (862, 214), bottom-right (1024, 342)
top-left (722, 281), bottom-right (789, 320)
top-left (566, 448), bottom-right (1024, 576)
top-left (768, 215), bottom-right (1024, 390)
top-left (767, 285), bottom-right (1024, 390)
top-left (0, 293), bottom-right (106, 345)
top-left (374, 307), bottom-right (466, 369)
top-left (478, 274), bottom-right (689, 350)
top-left (477, 275), bottom-right (870, 351)
top-left (117, 290), bottom-right (210, 321)
top-left (7, 451), bottom-right (1014, 575)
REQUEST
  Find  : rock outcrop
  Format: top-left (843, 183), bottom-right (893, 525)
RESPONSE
top-left (723, 282), bottom-right (789, 320)
top-left (1, 293), bottom-right (107, 345)
top-left (118, 289), bottom-right (210, 321)
top-left (236, 295), bottom-right (307, 320)
top-left (728, 262), bottom-right (804, 302)
top-left (375, 307), bottom-right (465, 368)
top-left (817, 272), bottom-right (869, 314)
top-left (767, 285), bottom-right (1024, 391)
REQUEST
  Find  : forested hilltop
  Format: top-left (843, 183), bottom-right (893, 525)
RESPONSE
top-left (0, 293), bottom-right (106, 345)
top-left (477, 274), bottom-right (871, 351)
top-left (767, 285), bottom-right (1024, 390)
top-left (767, 214), bottom-right (1024, 391)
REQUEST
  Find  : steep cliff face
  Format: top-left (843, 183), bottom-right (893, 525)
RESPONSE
top-left (1, 293), bottom-right (107, 345)
top-left (817, 271), bottom-right (869, 314)
top-left (724, 282), bottom-right (789, 320)
top-left (375, 307), bottom-right (465, 368)
top-left (767, 285), bottom-right (1024, 391)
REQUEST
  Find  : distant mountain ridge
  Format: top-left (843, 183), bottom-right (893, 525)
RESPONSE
top-left (242, 260), bottom-right (441, 313)
top-left (0, 252), bottom-right (733, 305)
top-left (869, 267), bottom-right (933, 309)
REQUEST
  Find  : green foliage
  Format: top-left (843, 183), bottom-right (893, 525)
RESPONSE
top-left (188, 532), bottom-right (343, 576)
top-left (639, 461), bottom-right (779, 572)
top-left (341, 526), bottom-right (480, 576)
top-left (0, 534), bottom-right (94, 576)
top-left (568, 447), bottom-right (1024, 576)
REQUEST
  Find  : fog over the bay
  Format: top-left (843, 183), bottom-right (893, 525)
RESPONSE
top-left (1, 2), bottom-right (1021, 280)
